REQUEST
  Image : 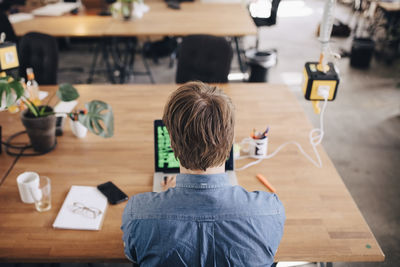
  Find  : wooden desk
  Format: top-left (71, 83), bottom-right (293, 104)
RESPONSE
top-left (12, 2), bottom-right (257, 37)
top-left (13, 16), bottom-right (112, 38)
top-left (0, 84), bottom-right (384, 263)
top-left (104, 2), bottom-right (257, 37)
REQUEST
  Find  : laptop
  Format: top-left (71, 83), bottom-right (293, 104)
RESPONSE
top-left (153, 120), bottom-right (237, 192)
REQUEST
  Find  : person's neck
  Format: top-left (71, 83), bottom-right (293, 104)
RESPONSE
top-left (180, 165), bottom-right (225, 175)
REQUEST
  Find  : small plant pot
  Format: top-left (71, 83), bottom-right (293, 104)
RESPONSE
top-left (21, 106), bottom-right (57, 153)
top-left (69, 119), bottom-right (88, 138)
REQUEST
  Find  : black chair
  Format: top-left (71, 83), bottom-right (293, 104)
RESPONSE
top-left (18, 32), bottom-right (59, 85)
top-left (249, 0), bottom-right (281, 48)
top-left (176, 35), bottom-right (233, 84)
top-left (0, 11), bottom-right (17, 43)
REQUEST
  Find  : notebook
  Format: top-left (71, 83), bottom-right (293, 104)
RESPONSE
top-left (53, 186), bottom-right (108, 231)
top-left (153, 119), bottom-right (237, 192)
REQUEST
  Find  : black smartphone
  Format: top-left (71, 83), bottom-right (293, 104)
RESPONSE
top-left (97, 181), bottom-right (128, 205)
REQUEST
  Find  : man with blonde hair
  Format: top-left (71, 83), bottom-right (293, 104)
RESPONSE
top-left (122, 81), bottom-right (285, 266)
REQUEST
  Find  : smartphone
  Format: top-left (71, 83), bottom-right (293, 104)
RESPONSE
top-left (97, 181), bottom-right (128, 205)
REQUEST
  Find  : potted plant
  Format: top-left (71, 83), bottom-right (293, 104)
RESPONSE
top-left (0, 76), bottom-right (114, 152)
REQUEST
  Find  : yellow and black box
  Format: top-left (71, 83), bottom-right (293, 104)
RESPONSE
top-left (0, 42), bottom-right (19, 72)
top-left (303, 62), bottom-right (339, 101)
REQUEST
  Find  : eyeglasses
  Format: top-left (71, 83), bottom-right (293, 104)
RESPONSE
top-left (71, 202), bottom-right (102, 219)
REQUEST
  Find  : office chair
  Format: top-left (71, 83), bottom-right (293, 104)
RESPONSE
top-left (176, 35), bottom-right (233, 83)
top-left (0, 11), bottom-right (18, 43)
top-left (249, 0), bottom-right (281, 48)
top-left (18, 32), bottom-right (59, 85)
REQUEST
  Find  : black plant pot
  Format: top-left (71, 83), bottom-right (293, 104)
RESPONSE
top-left (21, 106), bottom-right (57, 153)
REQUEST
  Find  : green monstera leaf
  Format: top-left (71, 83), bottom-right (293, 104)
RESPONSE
top-left (0, 76), bottom-right (24, 108)
top-left (79, 100), bottom-right (114, 138)
top-left (56, 83), bottom-right (80, 102)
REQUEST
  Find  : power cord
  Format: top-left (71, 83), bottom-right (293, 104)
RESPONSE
top-left (0, 146), bottom-right (25, 187)
top-left (1, 131), bottom-right (55, 157)
top-left (237, 93), bottom-right (329, 171)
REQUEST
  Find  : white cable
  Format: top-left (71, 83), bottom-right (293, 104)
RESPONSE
top-left (236, 97), bottom-right (328, 171)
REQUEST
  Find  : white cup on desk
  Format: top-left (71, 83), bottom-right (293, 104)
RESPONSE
top-left (16, 172), bottom-right (40, 204)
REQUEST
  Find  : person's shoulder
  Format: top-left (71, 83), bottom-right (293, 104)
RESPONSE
top-left (232, 186), bottom-right (285, 214)
top-left (127, 191), bottom-right (163, 208)
top-left (125, 190), bottom-right (178, 214)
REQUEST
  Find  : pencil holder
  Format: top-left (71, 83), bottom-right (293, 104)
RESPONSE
top-left (241, 136), bottom-right (268, 159)
top-left (69, 119), bottom-right (88, 139)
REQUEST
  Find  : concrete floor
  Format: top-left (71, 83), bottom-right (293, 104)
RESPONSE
top-left (4, 0), bottom-right (398, 266)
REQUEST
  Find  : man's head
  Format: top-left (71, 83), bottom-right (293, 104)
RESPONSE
top-left (163, 82), bottom-right (235, 171)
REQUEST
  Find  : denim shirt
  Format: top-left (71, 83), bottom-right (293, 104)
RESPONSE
top-left (121, 173), bottom-right (285, 267)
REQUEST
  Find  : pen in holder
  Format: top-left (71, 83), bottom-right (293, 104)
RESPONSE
top-left (241, 136), bottom-right (268, 159)
top-left (241, 126), bottom-right (269, 159)
top-left (69, 109), bottom-right (88, 138)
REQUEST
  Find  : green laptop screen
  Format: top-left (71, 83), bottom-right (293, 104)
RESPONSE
top-left (154, 120), bottom-right (233, 173)
top-left (157, 125), bottom-right (180, 169)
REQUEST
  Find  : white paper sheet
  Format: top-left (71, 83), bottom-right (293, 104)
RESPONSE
top-left (53, 186), bottom-right (108, 231)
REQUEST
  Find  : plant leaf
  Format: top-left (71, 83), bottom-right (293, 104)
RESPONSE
top-left (56, 83), bottom-right (79, 102)
top-left (78, 100), bottom-right (114, 138)
top-left (5, 87), bottom-right (14, 107)
top-left (39, 106), bottom-right (46, 116)
top-left (24, 99), bottom-right (38, 117)
top-left (0, 76), bottom-right (24, 109)
top-left (9, 80), bottom-right (24, 99)
top-left (0, 82), bottom-right (6, 106)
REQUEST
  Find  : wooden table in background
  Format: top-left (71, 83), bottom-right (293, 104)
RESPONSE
top-left (0, 84), bottom-right (384, 263)
top-left (12, 15), bottom-right (112, 38)
top-left (12, 2), bottom-right (257, 37)
top-left (103, 2), bottom-right (256, 37)
top-left (12, 1), bottom-right (256, 82)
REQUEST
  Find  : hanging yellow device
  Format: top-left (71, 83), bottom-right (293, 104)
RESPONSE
top-left (303, 61), bottom-right (339, 113)
top-left (303, 0), bottom-right (340, 114)
top-left (0, 32), bottom-right (19, 74)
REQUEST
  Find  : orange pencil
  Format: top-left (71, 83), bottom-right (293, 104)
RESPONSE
top-left (256, 174), bottom-right (276, 193)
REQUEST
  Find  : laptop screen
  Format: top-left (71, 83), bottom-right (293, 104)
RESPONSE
top-left (154, 120), bottom-right (234, 173)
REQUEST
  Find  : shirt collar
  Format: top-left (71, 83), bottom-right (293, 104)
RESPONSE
top-left (176, 173), bottom-right (231, 189)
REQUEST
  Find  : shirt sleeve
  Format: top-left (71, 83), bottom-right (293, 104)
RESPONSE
top-left (121, 198), bottom-right (138, 263)
top-left (271, 193), bottom-right (286, 254)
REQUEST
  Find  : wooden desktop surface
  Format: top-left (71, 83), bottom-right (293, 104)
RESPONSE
top-left (13, 16), bottom-right (112, 38)
top-left (0, 84), bottom-right (384, 263)
top-left (12, 2), bottom-right (257, 37)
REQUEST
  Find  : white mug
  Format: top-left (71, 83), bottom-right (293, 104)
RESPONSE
top-left (16, 172), bottom-right (40, 204)
top-left (241, 137), bottom-right (268, 159)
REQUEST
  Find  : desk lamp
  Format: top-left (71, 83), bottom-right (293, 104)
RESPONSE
top-left (303, 0), bottom-right (340, 114)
